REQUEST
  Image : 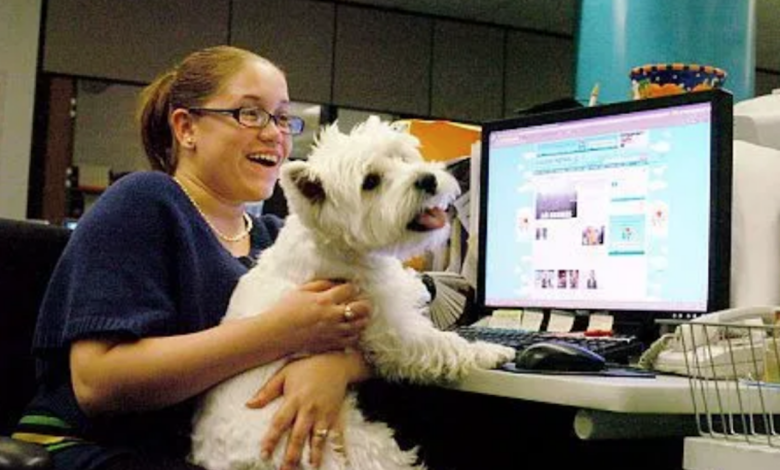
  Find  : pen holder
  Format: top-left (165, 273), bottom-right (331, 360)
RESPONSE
top-left (629, 63), bottom-right (727, 100)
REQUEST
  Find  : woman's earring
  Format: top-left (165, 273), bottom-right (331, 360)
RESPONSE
top-left (185, 137), bottom-right (195, 149)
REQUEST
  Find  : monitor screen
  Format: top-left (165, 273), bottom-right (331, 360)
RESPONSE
top-left (477, 90), bottom-right (733, 316)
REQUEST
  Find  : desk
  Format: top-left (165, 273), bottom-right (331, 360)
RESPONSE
top-left (448, 369), bottom-right (699, 441)
top-left (453, 369), bottom-right (693, 413)
top-left (360, 370), bottom-right (780, 469)
top-left (449, 369), bottom-right (780, 440)
top-left (358, 373), bottom-right (692, 470)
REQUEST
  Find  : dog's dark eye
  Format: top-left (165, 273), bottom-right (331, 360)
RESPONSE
top-left (362, 173), bottom-right (381, 191)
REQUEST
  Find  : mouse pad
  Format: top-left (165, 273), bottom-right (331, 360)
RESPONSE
top-left (499, 363), bottom-right (656, 378)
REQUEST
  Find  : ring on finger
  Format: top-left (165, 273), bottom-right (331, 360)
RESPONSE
top-left (343, 304), bottom-right (355, 321)
top-left (313, 428), bottom-right (329, 440)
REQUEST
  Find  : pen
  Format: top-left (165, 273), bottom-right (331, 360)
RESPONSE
top-left (588, 83), bottom-right (600, 107)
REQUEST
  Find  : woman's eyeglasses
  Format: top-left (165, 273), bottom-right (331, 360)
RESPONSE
top-left (188, 106), bottom-right (305, 135)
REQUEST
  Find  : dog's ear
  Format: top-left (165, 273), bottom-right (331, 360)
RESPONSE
top-left (281, 161), bottom-right (325, 204)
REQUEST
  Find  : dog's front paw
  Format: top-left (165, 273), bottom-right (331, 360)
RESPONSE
top-left (471, 341), bottom-right (516, 369)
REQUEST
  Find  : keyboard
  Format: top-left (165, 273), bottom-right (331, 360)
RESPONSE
top-left (455, 326), bottom-right (644, 365)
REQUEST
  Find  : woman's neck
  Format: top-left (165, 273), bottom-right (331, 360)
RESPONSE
top-left (172, 174), bottom-right (253, 250)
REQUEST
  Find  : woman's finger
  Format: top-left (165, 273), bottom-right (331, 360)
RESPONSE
top-left (337, 312), bottom-right (369, 329)
top-left (325, 283), bottom-right (361, 305)
top-left (309, 421), bottom-right (331, 468)
top-left (347, 299), bottom-right (371, 321)
top-left (282, 415), bottom-right (315, 470)
top-left (260, 400), bottom-right (297, 461)
top-left (300, 279), bottom-right (340, 293)
top-left (333, 301), bottom-right (371, 327)
top-left (246, 370), bottom-right (284, 409)
top-left (330, 412), bottom-right (349, 464)
top-left (330, 430), bottom-right (346, 456)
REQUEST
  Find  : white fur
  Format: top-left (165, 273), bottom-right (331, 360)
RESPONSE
top-left (190, 116), bottom-right (516, 470)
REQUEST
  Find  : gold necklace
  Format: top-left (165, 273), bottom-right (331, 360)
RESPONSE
top-left (172, 176), bottom-right (253, 243)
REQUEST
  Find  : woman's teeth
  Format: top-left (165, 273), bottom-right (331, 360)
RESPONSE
top-left (248, 154), bottom-right (278, 167)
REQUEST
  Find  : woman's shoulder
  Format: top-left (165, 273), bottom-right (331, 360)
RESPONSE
top-left (249, 213), bottom-right (284, 251)
top-left (106, 171), bottom-right (176, 197)
top-left (92, 171), bottom-right (180, 212)
top-left (76, 171), bottom-right (183, 232)
top-left (255, 213), bottom-right (284, 232)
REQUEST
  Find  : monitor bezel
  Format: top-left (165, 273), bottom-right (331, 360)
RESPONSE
top-left (476, 89), bottom-right (733, 317)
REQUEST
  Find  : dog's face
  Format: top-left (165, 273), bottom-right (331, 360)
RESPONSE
top-left (279, 116), bottom-right (461, 259)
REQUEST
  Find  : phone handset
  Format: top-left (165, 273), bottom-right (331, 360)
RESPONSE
top-left (672, 306), bottom-right (779, 353)
top-left (640, 306), bottom-right (780, 376)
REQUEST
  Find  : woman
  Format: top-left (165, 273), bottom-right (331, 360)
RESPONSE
top-left (14, 46), bottom-right (372, 470)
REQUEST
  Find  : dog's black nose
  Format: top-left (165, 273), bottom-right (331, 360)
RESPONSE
top-left (414, 173), bottom-right (438, 195)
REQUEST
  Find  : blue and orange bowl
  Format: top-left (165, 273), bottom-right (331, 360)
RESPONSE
top-left (629, 63), bottom-right (727, 99)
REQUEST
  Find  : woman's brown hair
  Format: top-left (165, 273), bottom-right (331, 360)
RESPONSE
top-left (136, 46), bottom-right (276, 173)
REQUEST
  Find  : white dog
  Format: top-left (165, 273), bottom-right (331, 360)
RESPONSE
top-left (190, 116), bottom-right (516, 470)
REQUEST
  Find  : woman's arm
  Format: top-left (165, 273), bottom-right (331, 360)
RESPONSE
top-left (71, 281), bottom-right (371, 415)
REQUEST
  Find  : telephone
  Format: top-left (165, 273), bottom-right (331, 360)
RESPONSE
top-left (647, 306), bottom-right (780, 379)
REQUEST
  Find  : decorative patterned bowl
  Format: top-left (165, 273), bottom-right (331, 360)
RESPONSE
top-left (629, 63), bottom-right (727, 99)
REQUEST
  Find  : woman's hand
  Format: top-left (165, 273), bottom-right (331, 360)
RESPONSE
top-left (270, 280), bottom-right (371, 355)
top-left (246, 350), bottom-right (371, 470)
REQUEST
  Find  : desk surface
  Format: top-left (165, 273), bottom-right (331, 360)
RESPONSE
top-left (450, 368), bottom-right (780, 415)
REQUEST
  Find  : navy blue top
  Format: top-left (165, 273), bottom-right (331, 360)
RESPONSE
top-left (22, 171), bottom-right (282, 467)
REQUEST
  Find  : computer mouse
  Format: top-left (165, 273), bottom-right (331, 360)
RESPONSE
top-left (515, 341), bottom-right (606, 372)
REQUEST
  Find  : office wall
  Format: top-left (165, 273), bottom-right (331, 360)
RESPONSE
top-left (72, 81), bottom-right (147, 174)
top-left (0, 0), bottom-right (42, 220)
top-left (18, 0), bottom-right (575, 223)
top-left (43, 0), bottom-right (230, 83)
top-left (755, 0), bottom-right (780, 93)
top-left (505, 31), bottom-right (574, 114)
top-left (431, 21), bottom-right (505, 121)
top-left (231, 0), bottom-right (336, 104)
top-left (756, 0), bottom-right (780, 74)
top-left (2, 0), bottom-right (777, 219)
top-left (756, 71), bottom-right (780, 95)
top-left (39, 0), bottom-right (575, 122)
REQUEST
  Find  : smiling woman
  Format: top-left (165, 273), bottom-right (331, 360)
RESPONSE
top-left (14, 45), bottom-right (373, 470)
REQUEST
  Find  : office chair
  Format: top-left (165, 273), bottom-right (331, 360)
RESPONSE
top-left (0, 218), bottom-right (71, 469)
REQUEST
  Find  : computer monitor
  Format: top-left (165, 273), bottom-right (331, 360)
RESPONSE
top-left (476, 89), bottom-right (733, 319)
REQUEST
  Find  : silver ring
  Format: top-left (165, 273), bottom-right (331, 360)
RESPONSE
top-left (313, 428), bottom-right (329, 439)
top-left (343, 304), bottom-right (355, 321)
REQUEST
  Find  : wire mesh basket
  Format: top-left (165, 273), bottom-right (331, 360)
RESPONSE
top-left (656, 318), bottom-right (780, 470)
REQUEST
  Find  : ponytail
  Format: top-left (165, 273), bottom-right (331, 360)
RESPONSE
top-left (137, 70), bottom-right (177, 173)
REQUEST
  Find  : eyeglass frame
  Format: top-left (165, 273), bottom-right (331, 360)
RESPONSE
top-left (187, 106), bottom-right (305, 135)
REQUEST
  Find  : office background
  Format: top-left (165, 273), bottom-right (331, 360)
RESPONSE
top-left (1, 0), bottom-right (779, 222)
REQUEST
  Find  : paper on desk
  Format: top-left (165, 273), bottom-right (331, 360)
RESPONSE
top-left (471, 315), bottom-right (492, 327)
top-left (452, 191), bottom-right (471, 235)
top-left (520, 309), bottom-right (544, 331)
top-left (587, 312), bottom-right (614, 332)
top-left (547, 310), bottom-right (575, 332)
top-left (489, 309), bottom-right (523, 329)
